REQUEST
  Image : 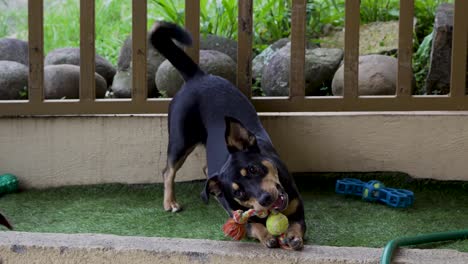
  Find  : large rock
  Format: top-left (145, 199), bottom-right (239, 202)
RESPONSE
top-left (252, 38), bottom-right (289, 80)
top-left (253, 38), bottom-right (320, 81)
top-left (332, 55), bottom-right (398, 96)
top-left (0, 38), bottom-right (28, 65)
top-left (200, 34), bottom-right (238, 62)
top-left (111, 35), bottom-right (166, 98)
top-left (0, 61), bottom-right (28, 100)
top-left (424, 3), bottom-right (454, 95)
top-left (320, 20), bottom-right (415, 55)
top-left (44, 65), bottom-right (107, 99)
top-left (45, 47), bottom-right (116, 87)
top-left (156, 50), bottom-right (236, 97)
top-left (261, 44), bottom-right (343, 96)
top-left (111, 70), bottom-right (132, 98)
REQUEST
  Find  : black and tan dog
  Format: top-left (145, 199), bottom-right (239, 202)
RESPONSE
top-left (150, 22), bottom-right (306, 250)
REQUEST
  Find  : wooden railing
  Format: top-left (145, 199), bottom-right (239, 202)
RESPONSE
top-left (0, 0), bottom-right (467, 115)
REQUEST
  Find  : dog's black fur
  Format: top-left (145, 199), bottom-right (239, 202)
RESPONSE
top-left (150, 22), bottom-right (306, 250)
top-left (0, 212), bottom-right (13, 230)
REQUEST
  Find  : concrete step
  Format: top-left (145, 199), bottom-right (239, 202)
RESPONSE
top-left (1, 232), bottom-right (468, 264)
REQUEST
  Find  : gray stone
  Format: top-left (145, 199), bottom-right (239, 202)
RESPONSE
top-left (116, 36), bottom-right (133, 71)
top-left (44, 65), bottom-right (107, 99)
top-left (252, 38), bottom-right (289, 80)
top-left (0, 61), bottom-right (28, 100)
top-left (424, 3), bottom-right (454, 95)
top-left (155, 50), bottom-right (236, 97)
top-left (253, 39), bottom-right (320, 81)
top-left (332, 55), bottom-right (398, 96)
top-left (200, 34), bottom-right (238, 62)
top-left (0, 38), bottom-right (28, 65)
top-left (111, 35), bottom-right (166, 98)
top-left (110, 70), bottom-right (132, 98)
top-left (45, 47), bottom-right (116, 88)
top-left (262, 44), bottom-right (343, 96)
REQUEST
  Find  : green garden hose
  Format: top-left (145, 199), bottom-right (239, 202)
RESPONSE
top-left (381, 229), bottom-right (468, 264)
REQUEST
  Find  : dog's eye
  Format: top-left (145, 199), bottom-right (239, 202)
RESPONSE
top-left (233, 189), bottom-right (245, 198)
top-left (247, 165), bottom-right (259, 175)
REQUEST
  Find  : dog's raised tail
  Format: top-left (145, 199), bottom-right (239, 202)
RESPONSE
top-left (149, 21), bottom-right (203, 81)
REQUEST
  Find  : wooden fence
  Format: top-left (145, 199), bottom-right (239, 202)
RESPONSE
top-left (0, 0), bottom-right (467, 115)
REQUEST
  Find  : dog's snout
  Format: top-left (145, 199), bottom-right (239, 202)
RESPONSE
top-left (258, 192), bottom-right (274, 207)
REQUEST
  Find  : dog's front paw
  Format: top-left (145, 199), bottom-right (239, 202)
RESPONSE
top-left (163, 199), bottom-right (182, 213)
top-left (248, 223), bottom-right (279, 249)
top-left (263, 235), bottom-right (279, 248)
top-left (285, 235), bottom-right (303, 250)
top-left (284, 223), bottom-right (304, 250)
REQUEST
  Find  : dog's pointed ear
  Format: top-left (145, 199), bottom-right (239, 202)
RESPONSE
top-left (225, 116), bottom-right (257, 153)
top-left (201, 175), bottom-right (222, 204)
top-left (0, 212), bottom-right (13, 230)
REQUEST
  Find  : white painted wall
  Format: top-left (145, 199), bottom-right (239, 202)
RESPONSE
top-left (1, 112), bottom-right (467, 188)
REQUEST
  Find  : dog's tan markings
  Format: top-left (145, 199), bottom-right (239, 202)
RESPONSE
top-left (261, 160), bottom-right (279, 182)
top-left (240, 168), bottom-right (247, 177)
top-left (237, 197), bottom-right (255, 208)
top-left (288, 222), bottom-right (304, 237)
top-left (248, 223), bottom-right (277, 248)
top-left (286, 222), bottom-right (305, 250)
top-left (208, 180), bottom-right (221, 196)
top-left (232, 183), bottom-right (240, 191)
top-left (163, 144), bottom-right (198, 213)
top-left (163, 167), bottom-right (180, 212)
top-left (282, 198), bottom-right (299, 216)
top-left (227, 137), bottom-right (244, 151)
top-left (226, 122), bottom-right (256, 151)
top-left (236, 197), bottom-right (265, 211)
top-left (260, 160), bottom-right (280, 194)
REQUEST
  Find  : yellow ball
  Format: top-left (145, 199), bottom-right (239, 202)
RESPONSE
top-left (266, 212), bottom-right (289, 236)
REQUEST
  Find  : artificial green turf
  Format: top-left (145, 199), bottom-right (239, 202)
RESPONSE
top-left (1, 172), bottom-right (468, 252)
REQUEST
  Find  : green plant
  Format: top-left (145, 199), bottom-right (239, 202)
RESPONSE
top-left (0, 0), bottom-right (456, 91)
top-left (200, 0), bottom-right (238, 39)
top-left (414, 0), bottom-right (453, 40)
top-left (0, 8), bottom-right (27, 40)
top-left (413, 31), bottom-right (433, 95)
top-left (150, 0), bottom-right (184, 25)
top-left (360, 0), bottom-right (400, 23)
top-left (43, 0), bottom-right (81, 55)
top-left (253, 1), bottom-right (291, 52)
top-left (307, 0), bottom-right (344, 35)
top-left (150, 0), bottom-right (238, 39)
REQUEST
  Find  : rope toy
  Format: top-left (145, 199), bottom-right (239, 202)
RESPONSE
top-left (222, 209), bottom-right (291, 249)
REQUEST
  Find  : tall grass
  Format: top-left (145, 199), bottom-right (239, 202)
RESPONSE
top-left (0, 8), bottom-right (27, 40)
top-left (360, 0), bottom-right (400, 23)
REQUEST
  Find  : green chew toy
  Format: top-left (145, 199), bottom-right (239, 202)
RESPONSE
top-left (0, 174), bottom-right (19, 196)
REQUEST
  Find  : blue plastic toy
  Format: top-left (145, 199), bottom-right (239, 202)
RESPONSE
top-left (335, 178), bottom-right (414, 208)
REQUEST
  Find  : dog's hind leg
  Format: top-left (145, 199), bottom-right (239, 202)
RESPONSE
top-left (163, 142), bottom-right (197, 213)
top-left (163, 105), bottom-right (205, 213)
